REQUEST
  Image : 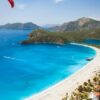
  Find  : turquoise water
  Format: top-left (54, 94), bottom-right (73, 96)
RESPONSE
top-left (0, 30), bottom-right (96, 100)
top-left (84, 39), bottom-right (100, 45)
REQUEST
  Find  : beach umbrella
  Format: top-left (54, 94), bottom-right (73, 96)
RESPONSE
top-left (8, 0), bottom-right (14, 8)
top-left (88, 92), bottom-right (97, 99)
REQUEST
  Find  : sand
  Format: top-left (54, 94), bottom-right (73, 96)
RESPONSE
top-left (25, 44), bottom-right (100, 100)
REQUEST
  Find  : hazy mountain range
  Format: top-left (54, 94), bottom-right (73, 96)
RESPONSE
top-left (0, 22), bottom-right (40, 30)
top-left (42, 24), bottom-right (59, 29)
top-left (50, 17), bottom-right (100, 32)
top-left (0, 17), bottom-right (100, 32)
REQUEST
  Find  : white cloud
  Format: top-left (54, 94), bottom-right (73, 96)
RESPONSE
top-left (89, 17), bottom-right (100, 20)
top-left (54, 0), bottom-right (64, 3)
top-left (17, 4), bottom-right (26, 10)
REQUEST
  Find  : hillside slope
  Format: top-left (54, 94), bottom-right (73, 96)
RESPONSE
top-left (50, 17), bottom-right (100, 32)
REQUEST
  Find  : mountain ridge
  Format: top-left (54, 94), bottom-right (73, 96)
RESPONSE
top-left (21, 17), bottom-right (100, 45)
top-left (50, 17), bottom-right (100, 32)
top-left (0, 22), bottom-right (40, 30)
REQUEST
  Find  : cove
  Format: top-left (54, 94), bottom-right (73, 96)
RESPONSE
top-left (0, 30), bottom-right (96, 100)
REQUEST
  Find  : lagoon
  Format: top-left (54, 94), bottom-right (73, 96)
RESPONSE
top-left (0, 30), bottom-right (96, 100)
top-left (84, 39), bottom-right (100, 45)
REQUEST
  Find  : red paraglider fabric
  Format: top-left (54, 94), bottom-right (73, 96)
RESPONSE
top-left (8, 0), bottom-right (14, 8)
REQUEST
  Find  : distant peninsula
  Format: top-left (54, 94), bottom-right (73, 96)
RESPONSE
top-left (21, 17), bottom-right (100, 45)
top-left (0, 22), bottom-right (40, 30)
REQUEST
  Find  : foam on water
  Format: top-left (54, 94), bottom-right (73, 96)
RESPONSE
top-left (3, 56), bottom-right (24, 61)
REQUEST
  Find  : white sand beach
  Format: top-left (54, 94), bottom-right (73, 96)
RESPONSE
top-left (25, 44), bottom-right (100, 100)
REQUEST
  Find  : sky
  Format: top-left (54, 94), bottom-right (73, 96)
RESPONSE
top-left (0, 0), bottom-right (100, 26)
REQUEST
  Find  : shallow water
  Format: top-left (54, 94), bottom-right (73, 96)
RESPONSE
top-left (84, 39), bottom-right (100, 45)
top-left (0, 30), bottom-right (96, 100)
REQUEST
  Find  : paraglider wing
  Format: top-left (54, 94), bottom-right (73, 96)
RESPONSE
top-left (8, 0), bottom-right (14, 8)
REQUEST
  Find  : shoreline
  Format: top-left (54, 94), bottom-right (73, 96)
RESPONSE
top-left (24, 44), bottom-right (100, 100)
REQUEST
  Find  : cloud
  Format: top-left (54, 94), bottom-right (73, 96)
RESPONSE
top-left (17, 4), bottom-right (26, 10)
top-left (54, 0), bottom-right (64, 3)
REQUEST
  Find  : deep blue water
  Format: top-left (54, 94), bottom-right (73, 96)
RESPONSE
top-left (84, 39), bottom-right (100, 45)
top-left (0, 30), bottom-right (96, 100)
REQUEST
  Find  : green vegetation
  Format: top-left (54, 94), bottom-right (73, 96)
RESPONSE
top-left (21, 18), bottom-right (100, 45)
top-left (21, 29), bottom-right (100, 45)
top-left (62, 71), bottom-right (100, 100)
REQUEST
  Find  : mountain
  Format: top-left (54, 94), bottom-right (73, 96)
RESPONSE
top-left (21, 28), bottom-right (100, 45)
top-left (50, 17), bottom-right (100, 32)
top-left (0, 22), bottom-right (40, 30)
top-left (20, 17), bottom-right (100, 45)
top-left (42, 24), bottom-right (59, 29)
top-left (21, 29), bottom-right (65, 45)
